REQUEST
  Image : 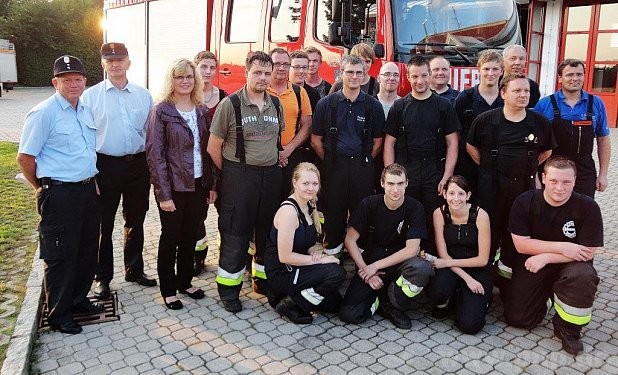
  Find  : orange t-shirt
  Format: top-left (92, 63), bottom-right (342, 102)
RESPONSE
top-left (267, 82), bottom-right (312, 146)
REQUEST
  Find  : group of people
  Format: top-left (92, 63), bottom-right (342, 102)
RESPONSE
top-left (17, 41), bottom-right (608, 357)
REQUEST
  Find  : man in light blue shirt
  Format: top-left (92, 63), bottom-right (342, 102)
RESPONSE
top-left (534, 59), bottom-right (611, 198)
top-left (17, 55), bottom-right (102, 334)
top-left (81, 43), bottom-right (155, 300)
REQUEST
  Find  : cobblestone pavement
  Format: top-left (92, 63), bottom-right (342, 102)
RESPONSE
top-left (0, 87), bottom-right (55, 142)
top-left (2, 88), bottom-right (617, 374)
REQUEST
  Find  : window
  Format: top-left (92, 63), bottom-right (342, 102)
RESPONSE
top-left (270, 0), bottom-right (301, 42)
top-left (228, 0), bottom-right (261, 43)
top-left (315, 0), bottom-right (376, 46)
top-left (526, 1), bottom-right (545, 82)
top-left (315, 0), bottom-right (332, 43)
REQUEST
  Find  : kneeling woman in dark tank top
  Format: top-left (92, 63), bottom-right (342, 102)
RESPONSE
top-left (426, 175), bottom-right (492, 334)
top-left (265, 162), bottom-right (346, 324)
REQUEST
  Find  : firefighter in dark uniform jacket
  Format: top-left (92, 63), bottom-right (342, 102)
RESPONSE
top-left (466, 73), bottom-right (555, 289)
top-left (534, 59), bottom-right (611, 199)
top-left (310, 55), bottom-right (385, 258)
top-left (454, 49), bottom-right (504, 196)
top-left (384, 55), bottom-right (460, 253)
top-left (506, 157), bottom-right (603, 356)
top-left (339, 164), bottom-right (433, 329)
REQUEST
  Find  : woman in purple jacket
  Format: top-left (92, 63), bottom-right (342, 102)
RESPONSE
top-left (146, 58), bottom-right (217, 310)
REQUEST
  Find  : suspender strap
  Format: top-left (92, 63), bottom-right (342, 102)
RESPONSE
top-left (396, 100), bottom-right (409, 162)
top-left (462, 88), bottom-right (475, 119)
top-left (328, 94), bottom-right (339, 163)
top-left (467, 205), bottom-right (478, 225)
top-left (362, 97), bottom-right (373, 163)
top-left (586, 93), bottom-right (594, 121)
top-left (292, 84), bottom-right (302, 133)
top-left (441, 205), bottom-right (451, 225)
top-left (524, 110), bottom-right (539, 188)
top-left (270, 94), bottom-right (284, 152)
top-left (281, 197), bottom-right (308, 226)
top-left (549, 94), bottom-right (561, 117)
top-left (229, 93), bottom-right (246, 164)
top-left (433, 94), bottom-right (446, 162)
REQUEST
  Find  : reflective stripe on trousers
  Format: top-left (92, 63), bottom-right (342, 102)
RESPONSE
top-left (252, 260), bottom-right (267, 280)
top-left (554, 294), bottom-right (593, 325)
top-left (395, 275), bottom-right (423, 298)
top-left (216, 267), bottom-right (245, 286)
top-left (300, 288), bottom-right (325, 305)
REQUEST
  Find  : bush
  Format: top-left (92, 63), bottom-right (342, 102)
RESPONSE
top-left (0, 0), bottom-right (103, 86)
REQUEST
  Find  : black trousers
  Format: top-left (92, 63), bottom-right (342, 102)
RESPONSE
top-left (425, 267), bottom-right (493, 334)
top-left (157, 180), bottom-right (206, 297)
top-left (505, 260), bottom-right (599, 331)
top-left (322, 156), bottom-right (374, 250)
top-left (339, 257), bottom-right (433, 324)
top-left (403, 157), bottom-right (444, 253)
top-left (95, 153), bottom-right (150, 284)
top-left (267, 263), bottom-right (346, 313)
top-left (37, 182), bottom-right (100, 326)
top-left (217, 160), bottom-right (282, 300)
top-left (478, 173), bottom-right (531, 268)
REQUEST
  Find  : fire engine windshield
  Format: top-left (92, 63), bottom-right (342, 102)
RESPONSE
top-left (392, 0), bottom-right (520, 61)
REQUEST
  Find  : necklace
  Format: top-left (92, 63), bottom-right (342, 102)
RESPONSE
top-left (204, 87), bottom-right (216, 103)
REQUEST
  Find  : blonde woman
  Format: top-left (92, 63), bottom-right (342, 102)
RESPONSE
top-left (264, 162), bottom-right (345, 324)
top-left (146, 58), bottom-right (216, 309)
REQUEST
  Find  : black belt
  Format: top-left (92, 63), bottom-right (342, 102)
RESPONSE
top-left (39, 177), bottom-right (95, 189)
top-left (97, 152), bottom-right (145, 162)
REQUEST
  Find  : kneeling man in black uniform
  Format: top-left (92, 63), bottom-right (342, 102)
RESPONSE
top-left (339, 163), bottom-right (433, 329)
top-left (506, 156), bottom-right (603, 356)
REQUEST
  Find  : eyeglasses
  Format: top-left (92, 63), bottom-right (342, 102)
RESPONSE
top-left (291, 65), bottom-right (308, 71)
top-left (174, 75), bottom-right (194, 81)
top-left (343, 70), bottom-right (364, 77)
top-left (380, 73), bottom-right (400, 78)
top-left (273, 62), bottom-right (291, 68)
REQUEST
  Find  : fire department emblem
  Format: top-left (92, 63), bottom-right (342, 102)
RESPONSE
top-left (562, 220), bottom-right (576, 239)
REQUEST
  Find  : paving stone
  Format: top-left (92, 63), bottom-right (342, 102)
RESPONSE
top-left (177, 355), bottom-right (204, 371)
top-left (435, 357), bottom-right (463, 372)
top-left (377, 354), bottom-right (404, 369)
top-left (464, 359), bottom-right (493, 374)
top-left (262, 361), bottom-right (289, 375)
top-left (233, 358), bottom-right (261, 374)
top-left (205, 357), bottom-right (233, 372)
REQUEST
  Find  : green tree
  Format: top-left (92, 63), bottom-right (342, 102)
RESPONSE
top-left (0, 0), bottom-right (103, 86)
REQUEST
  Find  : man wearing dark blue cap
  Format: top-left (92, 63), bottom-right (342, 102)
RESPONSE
top-left (17, 55), bottom-right (102, 334)
top-left (82, 42), bottom-right (155, 300)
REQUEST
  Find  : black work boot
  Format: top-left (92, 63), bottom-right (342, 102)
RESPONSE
top-left (252, 278), bottom-right (269, 296)
top-left (378, 298), bottom-right (411, 329)
top-left (554, 317), bottom-right (584, 356)
top-left (193, 247), bottom-right (208, 276)
top-left (275, 297), bottom-right (312, 324)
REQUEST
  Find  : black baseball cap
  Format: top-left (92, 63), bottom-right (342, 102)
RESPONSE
top-left (53, 55), bottom-right (86, 77)
top-left (101, 42), bottom-right (129, 59)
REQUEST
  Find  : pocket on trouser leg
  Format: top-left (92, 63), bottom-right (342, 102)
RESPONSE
top-left (39, 224), bottom-right (67, 260)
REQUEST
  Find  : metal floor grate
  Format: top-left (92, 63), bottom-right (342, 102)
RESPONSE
top-left (39, 291), bottom-right (120, 329)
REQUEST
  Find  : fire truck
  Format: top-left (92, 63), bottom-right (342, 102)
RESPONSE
top-left (103, 0), bottom-right (523, 96)
top-left (0, 39), bottom-right (18, 97)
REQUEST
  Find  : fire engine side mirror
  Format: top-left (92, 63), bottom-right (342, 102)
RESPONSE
top-left (328, 22), bottom-right (343, 46)
top-left (373, 43), bottom-right (385, 58)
